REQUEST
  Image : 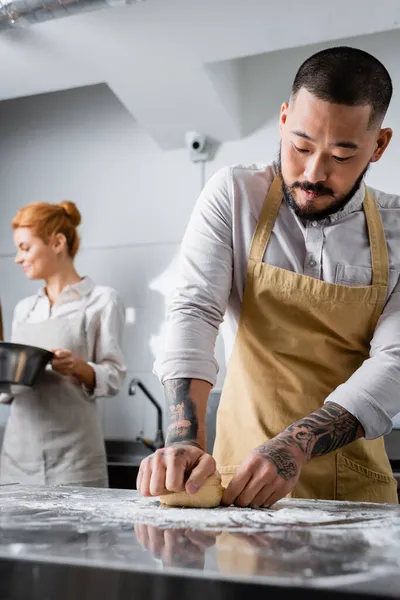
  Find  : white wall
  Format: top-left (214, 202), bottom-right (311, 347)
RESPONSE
top-left (1, 29), bottom-right (400, 437)
top-left (0, 83), bottom-right (241, 441)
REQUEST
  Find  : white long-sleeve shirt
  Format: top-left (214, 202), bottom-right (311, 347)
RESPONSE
top-left (9, 277), bottom-right (126, 399)
top-left (155, 162), bottom-right (400, 440)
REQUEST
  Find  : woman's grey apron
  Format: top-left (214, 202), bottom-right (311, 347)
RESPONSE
top-left (0, 296), bottom-right (108, 487)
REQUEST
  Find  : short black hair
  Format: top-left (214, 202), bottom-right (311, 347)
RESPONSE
top-left (291, 46), bottom-right (392, 126)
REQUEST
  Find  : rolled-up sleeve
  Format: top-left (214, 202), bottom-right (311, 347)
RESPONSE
top-left (87, 294), bottom-right (126, 398)
top-left (324, 282), bottom-right (400, 439)
top-left (154, 167), bottom-right (234, 386)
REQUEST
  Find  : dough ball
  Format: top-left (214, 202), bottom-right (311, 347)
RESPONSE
top-left (159, 472), bottom-right (224, 508)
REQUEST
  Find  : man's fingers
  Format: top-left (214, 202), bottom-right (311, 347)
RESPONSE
top-left (149, 458), bottom-right (167, 496)
top-left (139, 460), bottom-right (153, 496)
top-left (235, 473), bottom-right (276, 508)
top-left (136, 463), bottom-right (144, 490)
top-left (262, 486), bottom-right (287, 508)
top-left (250, 484), bottom-right (275, 509)
top-left (165, 449), bottom-right (186, 492)
top-left (150, 447), bottom-right (187, 495)
top-left (185, 453), bottom-right (216, 495)
top-left (234, 466), bottom-right (278, 507)
top-left (221, 467), bottom-right (252, 506)
top-left (137, 447), bottom-right (216, 498)
top-left (138, 448), bottom-right (190, 497)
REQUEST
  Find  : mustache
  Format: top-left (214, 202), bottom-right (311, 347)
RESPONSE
top-left (290, 181), bottom-right (334, 196)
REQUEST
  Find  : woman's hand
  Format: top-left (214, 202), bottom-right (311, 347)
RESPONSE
top-left (51, 349), bottom-right (95, 391)
top-left (51, 349), bottom-right (76, 375)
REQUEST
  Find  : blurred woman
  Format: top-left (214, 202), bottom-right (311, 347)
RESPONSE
top-left (0, 201), bottom-right (126, 487)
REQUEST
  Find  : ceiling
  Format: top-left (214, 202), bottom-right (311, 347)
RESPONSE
top-left (0, 0), bottom-right (399, 149)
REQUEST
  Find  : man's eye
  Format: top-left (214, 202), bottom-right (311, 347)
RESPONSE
top-left (333, 156), bottom-right (352, 163)
top-left (294, 145), bottom-right (309, 154)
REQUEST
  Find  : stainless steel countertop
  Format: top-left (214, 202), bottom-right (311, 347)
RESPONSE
top-left (0, 486), bottom-right (399, 599)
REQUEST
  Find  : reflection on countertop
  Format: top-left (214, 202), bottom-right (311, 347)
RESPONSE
top-left (0, 486), bottom-right (399, 599)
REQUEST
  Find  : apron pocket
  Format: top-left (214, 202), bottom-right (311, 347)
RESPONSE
top-left (335, 264), bottom-right (372, 286)
top-left (335, 264), bottom-right (400, 293)
top-left (336, 453), bottom-right (398, 504)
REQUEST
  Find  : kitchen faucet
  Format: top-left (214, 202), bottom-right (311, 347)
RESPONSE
top-left (128, 378), bottom-right (165, 452)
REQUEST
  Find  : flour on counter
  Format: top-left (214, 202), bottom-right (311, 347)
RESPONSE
top-left (0, 487), bottom-right (399, 534)
top-left (126, 498), bottom-right (400, 532)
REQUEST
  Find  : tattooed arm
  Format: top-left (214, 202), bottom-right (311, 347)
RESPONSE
top-left (279, 401), bottom-right (363, 461)
top-left (164, 378), bottom-right (211, 449)
top-left (222, 402), bottom-right (363, 508)
top-left (137, 378), bottom-right (216, 497)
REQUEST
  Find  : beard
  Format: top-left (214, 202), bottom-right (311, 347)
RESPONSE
top-left (277, 149), bottom-right (370, 221)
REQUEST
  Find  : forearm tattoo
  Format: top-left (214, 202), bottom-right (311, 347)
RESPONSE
top-left (284, 402), bottom-right (362, 460)
top-left (164, 379), bottom-right (199, 446)
top-left (255, 402), bottom-right (362, 481)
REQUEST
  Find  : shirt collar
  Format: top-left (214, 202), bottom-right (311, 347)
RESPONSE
top-left (38, 276), bottom-right (94, 301)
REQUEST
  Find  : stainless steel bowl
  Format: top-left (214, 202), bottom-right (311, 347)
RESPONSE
top-left (0, 342), bottom-right (54, 394)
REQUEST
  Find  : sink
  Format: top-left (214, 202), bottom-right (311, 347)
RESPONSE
top-left (105, 440), bottom-right (153, 489)
top-left (105, 439), bottom-right (152, 467)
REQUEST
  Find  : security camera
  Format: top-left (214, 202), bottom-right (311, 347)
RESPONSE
top-left (185, 131), bottom-right (206, 153)
top-left (185, 130), bottom-right (210, 162)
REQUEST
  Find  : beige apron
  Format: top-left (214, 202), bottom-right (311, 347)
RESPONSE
top-left (213, 175), bottom-right (398, 503)
top-left (0, 296), bottom-right (108, 487)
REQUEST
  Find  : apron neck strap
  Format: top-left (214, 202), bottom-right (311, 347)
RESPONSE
top-left (249, 174), bottom-right (283, 263)
top-left (363, 188), bottom-right (389, 287)
top-left (249, 174), bottom-right (389, 289)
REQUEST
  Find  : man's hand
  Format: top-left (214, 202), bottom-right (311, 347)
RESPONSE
top-left (222, 402), bottom-right (363, 508)
top-left (137, 444), bottom-right (216, 497)
top-left (222, 435), bottom-right (307, 508)
top-left (137, 377), bottom-right (213, 497)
